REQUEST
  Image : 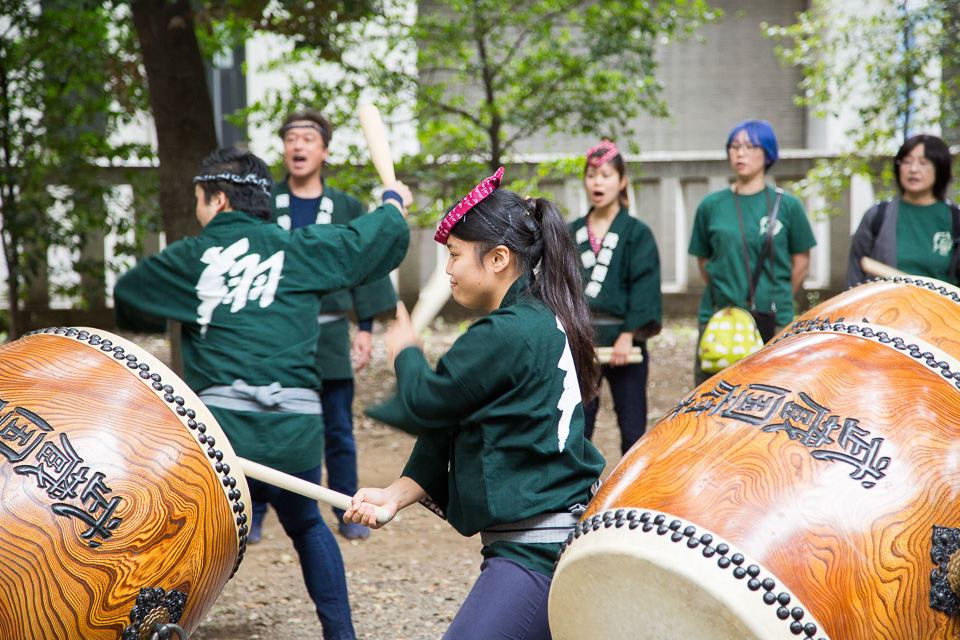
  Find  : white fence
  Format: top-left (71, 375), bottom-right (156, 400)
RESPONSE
top-left (14, 152), bottom-right (877, 331)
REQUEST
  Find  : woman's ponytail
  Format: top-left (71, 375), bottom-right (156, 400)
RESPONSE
top-left (528, 198), bottom-right (600, 405)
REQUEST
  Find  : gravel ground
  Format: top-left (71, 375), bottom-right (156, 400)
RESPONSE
top-left (122, 316), bottom-right (700, 640)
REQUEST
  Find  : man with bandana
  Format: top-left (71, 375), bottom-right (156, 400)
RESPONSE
top-left (251, 110), bottom-right (399, 541)
top-left (114, 147), bottom-right (412, 640)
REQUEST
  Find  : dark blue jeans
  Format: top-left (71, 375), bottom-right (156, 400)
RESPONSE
top-left (443, 558), bottom-right (552, 639)
top-left (320, 379), bottom-right (359, 519)
top-left (246, 464), bottom-right (355, 640)
top-left (583, 343), bottom-right (649, 454)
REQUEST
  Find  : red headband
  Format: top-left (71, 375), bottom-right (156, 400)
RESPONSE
top-left (434, 167), bottom-right (505, 244)
top-left (586, 140), bottom-right (619, 167)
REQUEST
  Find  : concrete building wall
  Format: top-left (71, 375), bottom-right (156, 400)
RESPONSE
top-left (516, 0), bottom-right (810, 156)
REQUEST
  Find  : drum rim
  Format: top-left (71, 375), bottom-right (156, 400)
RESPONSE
top-left (782, 275), bottom-right (960, 339)
top-left (848, 275), bottom-right (960, 299)
top-left (20, 326), bottom-right (250, 575)
top-left (551, 508), bottom-right (831, 640)
top-left (772, 318), bottom-right (960, 396)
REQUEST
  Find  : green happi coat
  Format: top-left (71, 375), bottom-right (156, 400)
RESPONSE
top-left (368, 278), bottom-right (606, 576)
top-left (568, 207), bottom-right (663, 346)
top-left (688, 186), bottom-right (817, 327)
top-left (114, 205), bottom-right (409, 474)
top-left (270, 179), bottom-right (398, 380)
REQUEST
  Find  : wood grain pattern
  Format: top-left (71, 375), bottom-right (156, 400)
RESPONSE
top-left (778, 279), bottom-right (960, 357)
top-left (0, 333), bottom-right (239, 639)
top-left (586, 330), bottom-right (960, 639)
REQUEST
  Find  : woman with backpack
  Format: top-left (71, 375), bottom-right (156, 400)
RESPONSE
top-left (846, 134), bottom-right (958, 287)
top-left (688, 119), bottom-right (817, 386)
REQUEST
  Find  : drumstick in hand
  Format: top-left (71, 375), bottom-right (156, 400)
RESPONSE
top-left (239, 457), bottom-right (392, 524)
top-left (358, 104), bottom-right (396, 186)
top-left (596, 346), bottom-right (644, 364)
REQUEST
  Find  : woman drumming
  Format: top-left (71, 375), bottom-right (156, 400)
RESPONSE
top-left (568, 140), bottom-right (662, 454)
top-left (847, 134), bottom-right (958, 286)
top-left (345, 168), bottom-right (605, 639)
top-left (688, 119), bottom-right (817, 386)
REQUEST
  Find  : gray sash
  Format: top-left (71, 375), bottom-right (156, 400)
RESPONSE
top-left (199, 380), bottom-right (322, 414)
top-left (317, 312), bottom-right (347, 325)
top-left (479, 505), bottom-right (586, 545)
top-left (591, 312), bottom-right (624, 326)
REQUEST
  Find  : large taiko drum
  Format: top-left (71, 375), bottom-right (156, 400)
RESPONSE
top-left (778, 276), bottom-right (960, 356)
top-left (0, 328), bottom-right (250, 639)
top-left (549, 321), bottom-right (960, 639)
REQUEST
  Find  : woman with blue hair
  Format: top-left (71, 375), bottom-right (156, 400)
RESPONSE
top-left (687, 119), bottom-right (817, 385)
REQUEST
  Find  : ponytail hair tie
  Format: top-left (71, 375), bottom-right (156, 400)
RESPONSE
top-left (528, 197), bottom-right (543, 223)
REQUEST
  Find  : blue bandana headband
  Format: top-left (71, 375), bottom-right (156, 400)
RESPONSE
top-left (193, 172), bottom-right (271, 196)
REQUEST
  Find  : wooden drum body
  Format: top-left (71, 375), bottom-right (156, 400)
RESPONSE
top-left (780, 276), bottom-right (960, 356)
top-left (0, 328), bottom-right (250, 640)
top-left (550, 319), bottom-right (960, 639)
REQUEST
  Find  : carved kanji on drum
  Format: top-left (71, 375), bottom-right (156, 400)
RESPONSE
top-left (0, 328), bottom-right (249, 640)
top-left (550, 278), bottom-right (960, 639)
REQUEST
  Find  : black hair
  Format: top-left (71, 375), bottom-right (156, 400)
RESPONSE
top-left (583, 150), bottom-right (630, 207)
top-left (279, 109), bottom-right (333, 147)
top-left (895, 134), bottom-right (952, 201)
top-left (450, 189), bottom-right (600, 404)
top-left (196, 148), bottom-right (272, 221)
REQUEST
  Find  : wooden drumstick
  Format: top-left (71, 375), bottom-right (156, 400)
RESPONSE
top-left (411, 243), bottom-right (453, 332)
top-left (861, 256), bottom-right (906, 279)
top-left (596, 346), bottom-right (644, 364)
top-left (358, 104), bottom-right (396, 185)
top-left (239, 458), bottom-right (392, 525)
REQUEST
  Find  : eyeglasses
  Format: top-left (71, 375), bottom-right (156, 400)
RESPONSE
top-left (897, 158), bottom-right (934, 169)
top-left (728, 143), bottom-right (760, 154)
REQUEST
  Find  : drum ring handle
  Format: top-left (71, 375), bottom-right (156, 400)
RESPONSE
top-left (930, 525), bottom-right (960, 615)
top-left (149, 622), bottom-right (188, 640)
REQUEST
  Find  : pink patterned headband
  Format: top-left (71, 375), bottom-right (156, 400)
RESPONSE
top-left (434, 167), bottom-right (505, 244)
top-left (586, 140), bottom-right (619, 167)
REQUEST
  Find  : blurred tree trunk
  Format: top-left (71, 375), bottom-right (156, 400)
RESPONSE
top-left (130, 0), bottom-right (217, 245)
top-left (130, 0), bottom-right (219, 373)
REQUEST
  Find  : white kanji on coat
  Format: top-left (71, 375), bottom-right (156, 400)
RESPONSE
top-left (555, 317), bottom-right (582, 453)
top-left (195, 238), bottom-right (285, 336)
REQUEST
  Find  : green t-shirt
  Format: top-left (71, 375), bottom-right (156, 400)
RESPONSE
top-left (688, 186), bottom-right (817, 326)
top-left (895, 200), bottom-right (953, 282)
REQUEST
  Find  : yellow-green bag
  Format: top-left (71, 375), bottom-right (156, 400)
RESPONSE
top-left (698, 307), bottom-right (764, 374)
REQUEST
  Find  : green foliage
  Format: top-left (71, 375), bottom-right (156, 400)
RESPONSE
top-left (765, 0), bottom-right (960, 216)
top-left (0, 0), bottom-right (156, 329)
top-left (243, 0), bottom-right (719, 227)
top-left (413, 0), bottom-right (719, 169)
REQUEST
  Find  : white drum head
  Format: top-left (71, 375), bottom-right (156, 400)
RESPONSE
top-left (549, 509), bottom-right (829, 640)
